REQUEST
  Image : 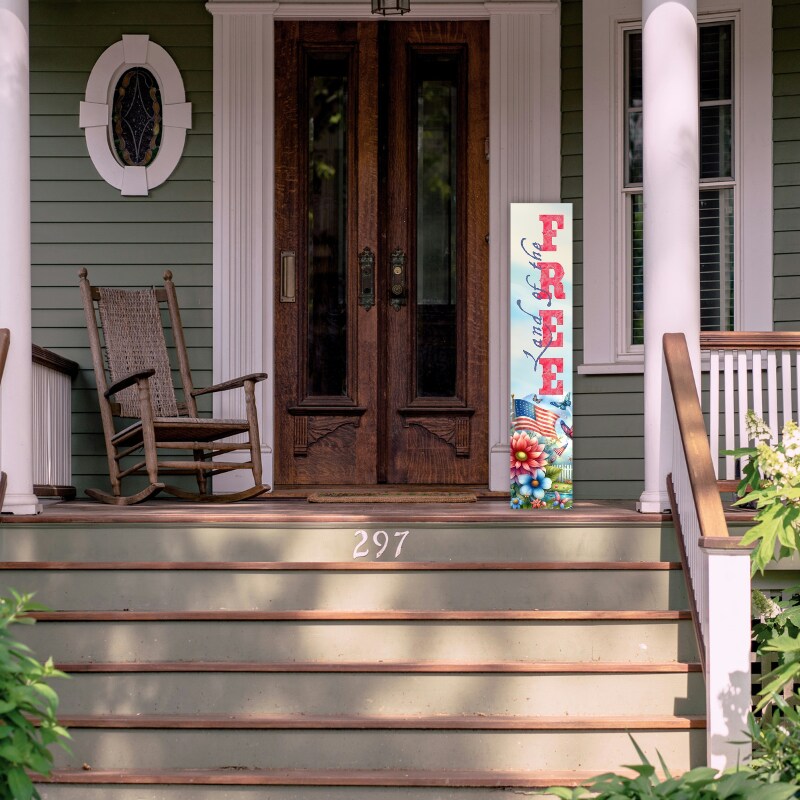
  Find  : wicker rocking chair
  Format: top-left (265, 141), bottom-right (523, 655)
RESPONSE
top-left (79, 269), bottom-right (270, 505)
top-left (0, 328), bottom-right (8, 509)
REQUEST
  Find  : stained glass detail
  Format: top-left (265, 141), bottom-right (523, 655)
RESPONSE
top-left (112, 68), bottom-right (163, 167)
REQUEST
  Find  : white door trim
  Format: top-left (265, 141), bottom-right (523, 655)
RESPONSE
top-left (207, 0), bottom-right (561, 492)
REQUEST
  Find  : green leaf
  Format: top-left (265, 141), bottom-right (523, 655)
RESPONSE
top-left (7, 767), bottom-right (33, 800)
top-left (721, 447), bottom-right (759, 458)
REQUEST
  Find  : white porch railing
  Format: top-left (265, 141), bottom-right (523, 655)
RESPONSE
top-left (702, 332), bottom-right (800, 486)
top-left (32, 345), bottom-right (79, 499)
top-left (664, 333), bottom-right (752, 772)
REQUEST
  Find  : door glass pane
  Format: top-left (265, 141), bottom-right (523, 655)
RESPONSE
top-left (307, 56), bottom-right (348, 397)
top-left (416, 56), bottom-right (458, 398)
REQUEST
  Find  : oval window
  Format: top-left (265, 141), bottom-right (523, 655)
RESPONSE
top-left (111, 67), bottom-right (163, 167)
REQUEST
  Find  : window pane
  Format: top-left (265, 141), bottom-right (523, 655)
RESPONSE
top-left (627, 111), bottom-right (643, 185)
top-left (626, 21), bottom-right (735, 345)
top-left (307, 57), bottom-right (348, 397)
top-left (700, 104), bottom-right (732, 179)
top-left (626, 32), bottom-right (642, 108)
top-left (416, 57), bottom-right (459, 398)
top-left (631, 192), bottom-right (644, 346)
top-left (625, 32), bottom-right (643, 186)
top-left (700, 188), bottom-right (734, 332)
top-left (699, 24), bottom-right (732, 102)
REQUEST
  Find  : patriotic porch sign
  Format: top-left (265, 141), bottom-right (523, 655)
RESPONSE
top-left (510, 203), bottom-right (573, 510)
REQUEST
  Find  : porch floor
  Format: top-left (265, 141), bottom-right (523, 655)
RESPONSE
top-left (0, 497), bottom-right (677, 525)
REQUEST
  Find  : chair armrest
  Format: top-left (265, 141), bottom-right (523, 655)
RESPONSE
top-left (105, 369), bottom-right (156, 398)
top-left (191, 372), bottom-right (268, 397)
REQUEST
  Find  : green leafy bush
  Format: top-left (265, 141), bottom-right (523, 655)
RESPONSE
top-left (0, 591), bottom-right (69, 800)
top-left (752, 588), bottom-right (800, 710)
top-left (748, 696), bottom-right (800, 786)
top-left (543, 738), bottom-right (800, 799)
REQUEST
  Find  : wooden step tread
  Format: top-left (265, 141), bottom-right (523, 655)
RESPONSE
top-left (56, 713), bottom-right (707, 730)
top-left (31, 610), bottom-right (692, 621)
top-left (1, 560), bottom-right (682, 571)
top-left (34, 768), bottom-right (643, 787)
top-left (57, 660), bottom-right (703, 674)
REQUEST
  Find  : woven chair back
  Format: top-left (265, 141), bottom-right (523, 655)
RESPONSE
top-left (97, 288), bottom-right (179, 418)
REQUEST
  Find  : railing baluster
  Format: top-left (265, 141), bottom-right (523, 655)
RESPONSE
top-left (782, 351), bottom-right (792, 433)
top-left (737, 350), bottom-right (749, 452)
top-left (752, 350), bottom-right (763, 421)
top-left (709, 350), bottom-right (720, 478)
top-left (724, 351), bottom-right (735, 479)
top-left (768, 350), bottom-right (779, 442)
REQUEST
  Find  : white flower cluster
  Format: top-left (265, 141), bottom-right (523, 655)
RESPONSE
top-left (750, 414), bottom-right (800, 499)
top-left (752, 588), bottom-right (781, 620)
top-left (746, 409), bottom-right (774, 442)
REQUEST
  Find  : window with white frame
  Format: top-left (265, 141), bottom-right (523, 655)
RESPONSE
top-left (581, 0), bottom-right (771, 373)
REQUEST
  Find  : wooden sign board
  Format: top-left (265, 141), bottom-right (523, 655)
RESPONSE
top-left (509, 203), bottom-right (573, 510)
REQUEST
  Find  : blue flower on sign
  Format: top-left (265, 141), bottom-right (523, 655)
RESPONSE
top-left (530, 468), bottom-right (552, 500)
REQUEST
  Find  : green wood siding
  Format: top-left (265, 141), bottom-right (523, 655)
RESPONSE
top-left (774, 0), bottom-right (800, 331)
top-left (30, 0), bottom-right (213, 495)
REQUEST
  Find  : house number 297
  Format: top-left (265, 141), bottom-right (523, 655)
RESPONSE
top-left (352, 530), bottom-right (410, 560)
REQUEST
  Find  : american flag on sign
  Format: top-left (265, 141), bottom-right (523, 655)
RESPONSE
top-left (513, 398), bottom-right (560, 439)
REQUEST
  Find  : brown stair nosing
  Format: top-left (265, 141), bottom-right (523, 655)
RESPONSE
top-left (30, 610), bottom-right (693, 621)
top-left (0, 560), bottom-right (682, 571)
top-left (35, 768), bottom-right (615, 787)
top-left (55, 713), bottom-right (707, 730)
top-left (57, 660), bottom-right (703, 674)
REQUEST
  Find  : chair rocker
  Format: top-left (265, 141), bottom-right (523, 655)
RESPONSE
top-left (0, 328), bottom-right (8, 509)
top-left (79, 268), bottom-right (270, 505)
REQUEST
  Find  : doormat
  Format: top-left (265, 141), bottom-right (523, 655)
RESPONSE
top-left (308, 492), bottom-right (477, 504)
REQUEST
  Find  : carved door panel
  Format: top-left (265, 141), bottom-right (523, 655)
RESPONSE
top-left (274, 20), bottom-right (488, 486)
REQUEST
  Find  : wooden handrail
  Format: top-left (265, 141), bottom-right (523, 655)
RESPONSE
top-left (0, 329), bottom-right (8, 382)
top-left (664, 333), bottom-right (729, 538)
top-left (32, 344), bottom-right (80, 378)
top-left (700, 331), bottom-right (800, 350)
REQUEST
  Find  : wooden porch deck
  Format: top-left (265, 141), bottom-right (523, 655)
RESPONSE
top-left (1, 496), bottom-right (676, 525)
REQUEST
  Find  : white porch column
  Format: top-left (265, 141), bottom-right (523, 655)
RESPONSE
top-left (0, 0), bottom-right (41, 515)
top-left (702, 544), bottom-right (752, 771)
top-left (638, 0), bottom-right (700, 512)
top-left (487, 2), bottom-right (561, 491)
top-left (206, 3), bottom-right (277, 491)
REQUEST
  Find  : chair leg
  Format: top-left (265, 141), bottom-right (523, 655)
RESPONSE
top-left (244, 379), bottom-right (263, 486)
top-left (137, 378), bottom-right (160, 485)
top-left (193, 449), bottom-right (208, 495)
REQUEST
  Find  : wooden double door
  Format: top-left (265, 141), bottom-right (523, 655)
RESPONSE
top-left (274, 20), bottom-right (488, 486)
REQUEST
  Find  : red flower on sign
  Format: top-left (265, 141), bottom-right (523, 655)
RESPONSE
top-left (510, 431), bottom-right (547, 480)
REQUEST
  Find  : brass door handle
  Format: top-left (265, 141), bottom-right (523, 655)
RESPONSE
top-left (280, 250), bottom-right (296, 303)
top-left (358, 247), bottom-right (375, 310)
top-left (390, 248), bottom-right (407, 311)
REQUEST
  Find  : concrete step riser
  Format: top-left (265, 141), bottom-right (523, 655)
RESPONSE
top-left (5, 570), bottom-right (688, 611)
top-left (55, 729), bottom-right (705, 772)
top-left (0, 523), bottom-right (680, 563)
top-left (58, 672), bottom-right (705, 717)
top-left (21, 619), bottom-right (698, 663)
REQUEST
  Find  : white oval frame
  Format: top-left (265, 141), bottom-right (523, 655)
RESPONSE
top-left (79, 35), bottom-right (192, 197)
